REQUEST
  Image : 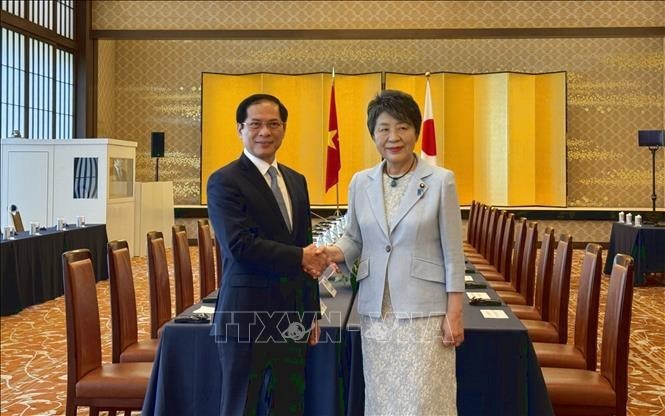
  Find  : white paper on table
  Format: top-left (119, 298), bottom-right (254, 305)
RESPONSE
top-left (192, 305), bottom-right (215, 315)
top-left (464, 275), bottom-right (474, 282)
top-left (466, 292), bottom-right (490, 300)
top-left (320, 299), bottom-right (328, 316)
top-left (320, 277), bottom-right (337, 297)
top-left (481, 309), bottom-right (509, 319)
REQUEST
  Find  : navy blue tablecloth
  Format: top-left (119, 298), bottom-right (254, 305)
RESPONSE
top-left (142, 274), bottom-right (552, 415)
top-left (604, 222), bottom-right (665, 285)
top-left (0, 224), bottom-right (108, 315)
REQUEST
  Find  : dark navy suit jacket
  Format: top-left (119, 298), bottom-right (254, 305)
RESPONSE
top-left (207, 153), bottom-right (320, 341)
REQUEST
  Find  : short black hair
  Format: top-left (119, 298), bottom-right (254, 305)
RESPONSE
top-left (366, 89), bottom-right (422, 138)
top-left (236, 94), bottom-right (288, 123)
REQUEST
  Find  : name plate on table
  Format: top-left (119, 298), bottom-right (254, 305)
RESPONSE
top-left (481, 309), bottom-right (509, 319)
top-left (466, 292), bottom-right (490, 300)
top-left (192, 305), bottom-right (215, 316)
top-left (465, 275), bottom-right (474, 282)
top-left (320, 277), bottom-right (337, 297)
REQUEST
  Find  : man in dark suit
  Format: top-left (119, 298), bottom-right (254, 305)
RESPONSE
top-left (207, 94), bottom-right (326, 415)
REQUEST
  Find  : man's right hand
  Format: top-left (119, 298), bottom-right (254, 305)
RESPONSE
top-left (301, 244), bottom-right (328, 279)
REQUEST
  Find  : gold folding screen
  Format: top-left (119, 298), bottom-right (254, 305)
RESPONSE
top-left (202, 71), bottom-right (565, 207)
top-left (386, 72), bottom-right (566, 207)
top-left (201, 72), bottom-right (382, 205)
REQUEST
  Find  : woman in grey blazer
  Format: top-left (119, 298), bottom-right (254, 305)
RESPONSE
top-left (321, 90), bottom-right (465, 415)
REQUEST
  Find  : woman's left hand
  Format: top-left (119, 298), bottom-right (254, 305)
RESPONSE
top-left (441, 293), bottom-right (464, 347)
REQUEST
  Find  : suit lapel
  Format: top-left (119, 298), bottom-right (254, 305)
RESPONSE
top-left (389, 160), bottom-right (433, 234)
top-left (238, 154), bottom-right (291, 234)
top-left (365, 162), bottom-right (390, 240)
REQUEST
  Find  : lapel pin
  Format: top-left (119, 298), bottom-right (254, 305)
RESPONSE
top-left (417, 183), bottom-right (426, 196)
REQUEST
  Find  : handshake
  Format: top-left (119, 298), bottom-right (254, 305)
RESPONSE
top-left (301, 244), bottom-right (342, 279)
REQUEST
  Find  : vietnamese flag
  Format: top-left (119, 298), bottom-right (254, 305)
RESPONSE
top-left (325, 81), bottom-right (341, 192)
top-left (421, 76), bottom-right (437, 165)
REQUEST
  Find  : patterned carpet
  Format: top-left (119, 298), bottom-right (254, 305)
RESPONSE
top-left (1, 248), bottom-right (664, 415)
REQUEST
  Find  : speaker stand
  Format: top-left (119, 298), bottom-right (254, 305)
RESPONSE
top-left (649, 147), bottom-right (658, 212)
top-left (155, 157), bottom-right (161, 182)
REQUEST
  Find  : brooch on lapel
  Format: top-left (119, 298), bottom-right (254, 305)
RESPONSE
top-left (417, 182), bottom-right (427, 197)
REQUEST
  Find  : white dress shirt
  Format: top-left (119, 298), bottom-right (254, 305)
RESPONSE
top-left (243, 148), bottom-right (293, 228)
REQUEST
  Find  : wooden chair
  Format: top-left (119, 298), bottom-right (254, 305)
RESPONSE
top-left (107, 240), bottom-right (158, 363)
top-left (467, 207), bottom-right (498, 264)
top-left (521, 234), bottom-right (573, 344)
top-left (542, 254), bottom-right (634, 416)
top-left (63, 249), bottom-right (151, 416)
top-left (463, 201), bottom-right (477, 249)
top-left (147, 231), bottom-right (172, 339)
top-left (466, 204), bottom-right (489, 255)
top-left (172, 225), bottom-right (194, 314)
top-left (465, 202), bottom-right (488, 256)
top-left (534, 243), bottom-right (603, 370)
top-left (474, 210), bottom-right (507, 271)
top-left (464, 201), bottom-right (482, 253)
top-left (497, 221), bottom-right (538, 305)
top-left (197, 219), bottom-right (217, 298)
top-left (510, 227), bottom-right (555, 321)
top-left (10, 209), bottom-right (24, 232)
top-left (476, 213), bottom-right (515, 282)
top-left (487, 217), bottom-right (527, 291)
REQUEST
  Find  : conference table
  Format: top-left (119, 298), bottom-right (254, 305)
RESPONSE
top-left (0, 224), bottom-right (108, 316)
top-left (142, 267), bottom-right (552, 415)
top-left (604, 222), bottom-right (665, 285)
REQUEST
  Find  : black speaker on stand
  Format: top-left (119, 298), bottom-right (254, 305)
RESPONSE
top-left (151, 132), bottom-right (165, 181)
top-left (638, 130), bottom-right (665, 224)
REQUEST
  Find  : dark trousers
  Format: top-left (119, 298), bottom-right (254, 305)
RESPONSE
top-left (217, 336), bottom-right (308, 416)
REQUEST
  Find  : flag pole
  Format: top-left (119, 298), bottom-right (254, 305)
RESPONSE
top-left (332, 68), bottom-right (341, 217)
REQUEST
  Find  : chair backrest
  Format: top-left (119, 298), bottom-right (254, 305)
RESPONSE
top-left (147, 231), bottom-right (172, 339)
top-left (172, 225), bottom-right (194, 314)
top-left (574, 243), bottom-right (603, 371)
top-left (482, 208), bottom-right (498, 259)
top-left (496, 213), bottom-right (515, 276)
top-left (517, 221), bottom-right (538, 306)
top-left (508, 217), bottom-right (527, 288)
top-left (197, 219), bottom-right (216, 298)
top-left (10, 210), bottom-right (24, 232)
top-left (475, 205), bottom-right (490, 254)
top-left (466, 201), bottom-right (477, 244)
top-left (533, 227), bottom-right (555, 322)
top-left (107, 240), bottom-right (139, 363)
top-left (489, 210), bottom-right (507, 267)
top-left (62, 249), bottom-right (102, 391)
top-left (547, 233), bottom-right (573, 344)
top-left (472, 204), bottom-right (486, 251)
top-left (601, 254), bottom-right (634, 416)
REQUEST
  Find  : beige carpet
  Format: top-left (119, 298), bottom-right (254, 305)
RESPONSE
top-left (1, 248), bottom-right (664, 415)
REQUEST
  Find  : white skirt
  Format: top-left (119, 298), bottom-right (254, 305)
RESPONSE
top-left (359, 285), bottom-right (458, 416)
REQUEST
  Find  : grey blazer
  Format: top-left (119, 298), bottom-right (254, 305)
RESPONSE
top-left (335, 159), bottom-right (465, 318)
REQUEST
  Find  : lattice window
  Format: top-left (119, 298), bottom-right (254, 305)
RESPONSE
top-left (0, 27), bottom-right (25, 138)
top-left (1, 27), bottom-right (74, 139)
top-left (55, 48), bottom-right (73, 139)
top-left (1, 0), bottom-right (26, 18)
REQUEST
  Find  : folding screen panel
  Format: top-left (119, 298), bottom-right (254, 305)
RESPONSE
top-left (385, 71), bottom-right (566, 207)
top-left (201, 72), bottom-right (382, 205)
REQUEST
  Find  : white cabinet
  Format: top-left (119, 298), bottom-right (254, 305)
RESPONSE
top-left (0, 138), bottom-right (137, 255)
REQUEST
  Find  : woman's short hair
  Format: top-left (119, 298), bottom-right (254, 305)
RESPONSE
top-left (236, 94), bottom-right (288, 123)
top-left (366, 89), bottom-right (422, 138)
